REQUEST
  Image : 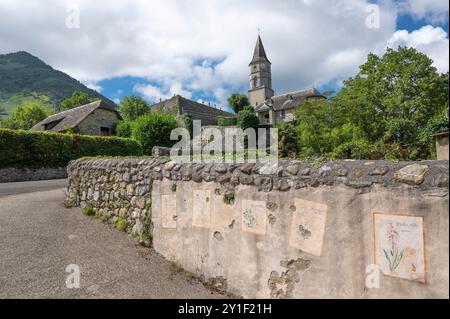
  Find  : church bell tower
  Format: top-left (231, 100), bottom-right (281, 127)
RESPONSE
top-left (248, 34), bottom-right (274, 108)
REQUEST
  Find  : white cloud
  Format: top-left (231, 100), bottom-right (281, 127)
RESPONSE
top-left (134, 80), bottom-right (193, 103)
top-left (0, 0), bottom-right (447, 106)
top-left (396, 0), bottom-right (449, 24)
top-left (388, 25), bottom-right (449, 73)
top-left (83, 81), bottom-right (102, 93)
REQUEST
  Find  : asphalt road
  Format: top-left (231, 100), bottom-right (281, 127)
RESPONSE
top-left (0, 179), bottom-right (223, 299)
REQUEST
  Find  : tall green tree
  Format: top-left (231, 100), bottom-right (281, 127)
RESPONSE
top-left (0, 102), bottom-right (51, 130)
top-left (228, 93), bottom-right (250, 114)
top-left (118, 95), bottom-right (150, 121)
top-left (294, 47), bottom-right (448, 160)
top-left (61, 91), bottom-right (96, 111)
top-left (334, 47), bottom-right (448, 151)
top-left (237, 106), bottom-right (259, 130)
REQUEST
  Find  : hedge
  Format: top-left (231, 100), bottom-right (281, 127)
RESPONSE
top-left (217, 116), bottom-right (237, 126)
top-left (0, 129), bottom-right (143, 169)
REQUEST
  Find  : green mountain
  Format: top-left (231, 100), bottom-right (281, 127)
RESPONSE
top-left (0, 51), bottom-right (115, 118)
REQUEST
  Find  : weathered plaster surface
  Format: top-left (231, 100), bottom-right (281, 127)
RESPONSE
top-left (66, 158), bottom-right (449, 298)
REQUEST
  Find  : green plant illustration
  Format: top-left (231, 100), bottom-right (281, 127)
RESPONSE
top-left (383, 222), bottom-right (405, 272)
top-left (243, 209), bottom-right (257, 228)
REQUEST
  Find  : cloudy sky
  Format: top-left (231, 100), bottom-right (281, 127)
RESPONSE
top-left (0, 0), bottom-right (448, 111)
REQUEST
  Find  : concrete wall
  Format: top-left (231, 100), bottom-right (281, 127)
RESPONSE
top-left (66, 158), bottom-right (449, 298)
top-left (436, 134), bottom-right (449, 160)
top-left (0, 167), bottom-right (67, 183)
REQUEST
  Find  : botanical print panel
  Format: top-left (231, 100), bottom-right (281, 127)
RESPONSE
top-left (192, 189), bottom-right (211, 228)
top-left (241, 200), bottom-right (267, 235)
top-left (373, 213), bottom-right (426, 283)
top-left (288, 198), bottom-right (328, 256)
top-left (161, 194), bottom-right (177, 229)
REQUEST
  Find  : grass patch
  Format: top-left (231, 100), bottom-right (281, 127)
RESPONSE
top-left (115, 217), bottom-right (127, 232)
top-left (83, 205), bottom-right (95, 216)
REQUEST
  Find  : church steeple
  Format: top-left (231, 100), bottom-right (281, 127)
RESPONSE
top-left (248, 34), bottom-right (274, 107)
top-left (250, 35), bottom-right (270, 66)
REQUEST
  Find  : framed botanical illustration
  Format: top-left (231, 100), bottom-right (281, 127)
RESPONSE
top-left (373, 212), bottom-right (426, 283)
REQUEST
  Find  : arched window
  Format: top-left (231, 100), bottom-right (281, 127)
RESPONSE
top-left (252, 76), bottom-right (258, 88)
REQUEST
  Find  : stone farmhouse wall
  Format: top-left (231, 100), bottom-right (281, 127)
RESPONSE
top-left (77, 108), bottom-right (120, 136)
top-left (0, 167), bottom-right (67, 183)
top-left (66, 158), bottom-right (449, 298)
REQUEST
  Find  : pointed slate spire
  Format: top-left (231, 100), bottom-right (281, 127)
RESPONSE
top-left (250, 35), bottom-right (270, 65)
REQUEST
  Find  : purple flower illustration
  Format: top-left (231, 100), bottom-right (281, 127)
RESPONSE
top-left (383, 222), bottom-right (405, 272)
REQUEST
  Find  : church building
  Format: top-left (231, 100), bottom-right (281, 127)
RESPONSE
top-left (248, 35), bottom-right (325, 125)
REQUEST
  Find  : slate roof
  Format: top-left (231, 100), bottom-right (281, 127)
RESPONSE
top-left (30, 100), bottom-right (120, 132)
top-left (249, 35), bottom-right (270, 66)
top-left (151, 95), bottom-right (234, 125)
top-left (254, 88), bottom-right (325, 113)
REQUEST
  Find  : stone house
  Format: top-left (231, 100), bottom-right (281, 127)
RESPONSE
top-left (30, 100), bottom-right (121, 136)
top-left (248, 35), bottom-right (326, 124)
top-left (151, 94), bottom-right (234, 125)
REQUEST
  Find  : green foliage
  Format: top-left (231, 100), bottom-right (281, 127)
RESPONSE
top-left (182, 112), bottom-right (193, 136)
top-left (293, 47), bottom-right (448, 160)
top-left (116, 120), bottom-right (133, 138)
top-left (420, 106), bottom-right (449, 139)
top-left (115, 217), bottom-right (127, 232)
top-left (0, 102), bottom-right (51, 130)
top-left (83, 205), bottom-right (95, 216)
top-left (0, 128), bottom-right (143, 169)
top-left (228, 93), bottom-right (249, 114)
top-left (141, 218), bottom-right (153, 244)
top-left (0, 52), bottom-right (114, 114)
top-left (131, 113), bottom-right (178, 155)
top-left (277, 122), bottom-right (299, 158)
top-left (171, 183), bottom-right (177, 193)
top-left (0, 106), bottom-right (7, 117)
top-left (237, 107), bottom-right (259, 130)
top-left (61, 91), bottom-right (96, 111)
top-left (223, 192), bottom-right (235, 205)
top-left (118, 95), bottom-right (150, 121)
top-left (217, 116), bottom-right (237, 126)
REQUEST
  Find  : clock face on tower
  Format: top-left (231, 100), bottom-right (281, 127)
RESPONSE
top-left (261, 63), bottom-right (267, 71)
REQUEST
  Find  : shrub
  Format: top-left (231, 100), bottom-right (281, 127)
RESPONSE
top-left (0, 128), bottom-right (143, 169)
top-left (131, 113), bottom-right (178, 155)
top-left (115, 217), bottom-right (127, 232)
top-left (237, 108), bottom-right (259, 130)
top-left (83, 205), bottom-right (95, 216)
top-left (182, 113), bottom-right (193, 137)
top-left (217, 116), bottom-right (237, 126)
top-left (277, 123), bottom-right (300, 158)
top-left (116, 120), bottom-right (133, 138)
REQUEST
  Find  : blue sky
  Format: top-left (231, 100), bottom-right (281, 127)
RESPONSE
top-left (1, 0), bottom-right (448, 113)
top-left (98, 8), bottom-right (449, 110)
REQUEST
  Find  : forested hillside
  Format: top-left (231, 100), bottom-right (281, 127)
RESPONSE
top-left (0, 51), bottom-right (115, 117)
